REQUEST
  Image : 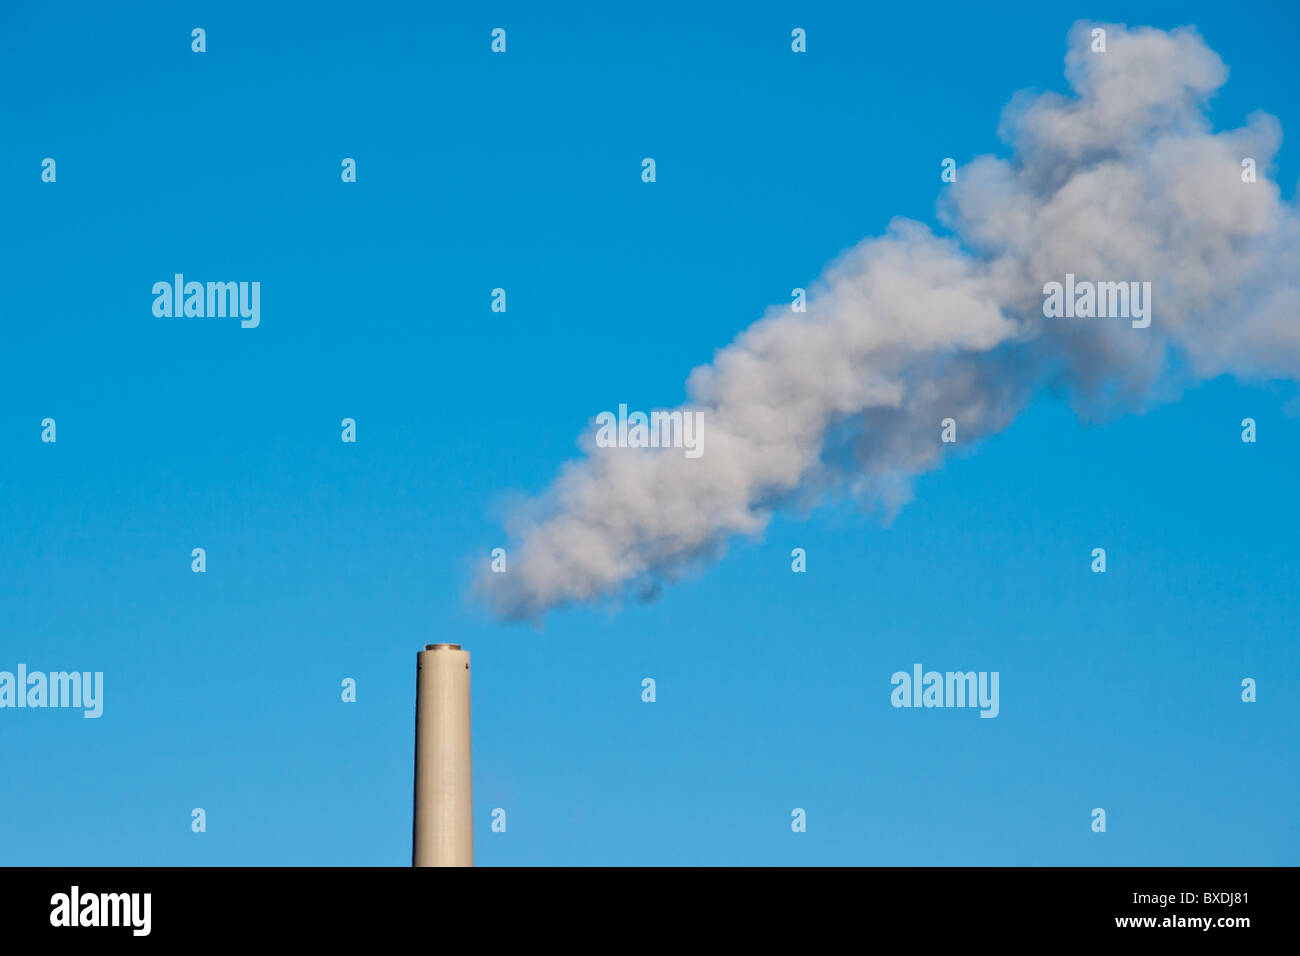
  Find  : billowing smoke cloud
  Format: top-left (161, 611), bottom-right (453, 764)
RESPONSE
top-left (479, 22), bottom-right (1300, 620)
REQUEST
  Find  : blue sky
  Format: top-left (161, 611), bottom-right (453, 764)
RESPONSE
top-left (1, 0), bottom-right (1297, 865)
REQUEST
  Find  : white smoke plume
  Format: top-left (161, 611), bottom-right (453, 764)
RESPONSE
top-left (479, 22), bottom-right (1300, 621)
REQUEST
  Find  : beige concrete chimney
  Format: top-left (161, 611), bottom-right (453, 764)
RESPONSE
top-left (412, 643), bottom-right (473, 866)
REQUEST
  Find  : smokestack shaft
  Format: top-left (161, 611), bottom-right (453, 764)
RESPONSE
top-left (413, 644), bottom-right (473, 866)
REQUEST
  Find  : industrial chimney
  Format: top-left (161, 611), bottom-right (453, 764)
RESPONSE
top-left (412, 643), bottom-right (473, 866)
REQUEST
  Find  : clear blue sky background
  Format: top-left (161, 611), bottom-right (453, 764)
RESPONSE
top-left (1, 1), bottom-right (1297, 865)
